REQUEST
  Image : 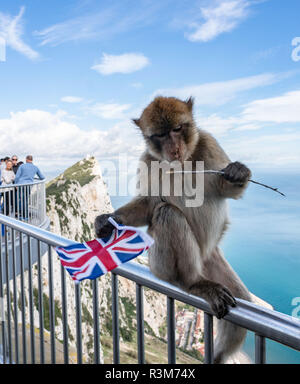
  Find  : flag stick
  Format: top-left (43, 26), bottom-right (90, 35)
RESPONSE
top-left (166, 170), bottom-right (286, 197)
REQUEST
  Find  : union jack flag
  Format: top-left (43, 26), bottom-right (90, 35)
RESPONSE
top-left (56, 218), bottom-right (154, 283)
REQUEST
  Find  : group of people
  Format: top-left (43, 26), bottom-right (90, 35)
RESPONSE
top-left (0, 155), bottom-right (45, 218)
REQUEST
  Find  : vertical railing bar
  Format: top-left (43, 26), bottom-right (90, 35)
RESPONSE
top-left (0, 224), bottom-right (7, 364)
top-left (37, 240), bottom-right (45, 364)
top-left (20, 187), bottom-right (23, 221)
top-left (204, 312), bottom-right (214, 364)
top-left (255, 334), bottom-right (266, 364)
top-left (111, 273), bottom-right (120, 364)
top-left (16, 188), bottom-right (19, 220)
top-left (4, 192), bottom-right (6, 215)
top-left (167, 296), bottom-right (176, 364)
top-left (4, 226), bottom-right (12, 363)
top-left (25, 186), bottom-right (28, 221)
top-left (75, 283), bottom-right (82, 364)
top-left (92, 279), bottom-right (100, 364)
top-left (27, 235), bottom-right (35, 363)
top-left (60, 264), bottom-right (69, 364)
top-left (9, 189), bottom-right (11, 216)
top-left (136, 283), bottom-right (145, 364)
top-left (12, 187), bottom-right (15, 219)
top-left (11, 229), bottom-right (19, 364)
top-left (29, 186), bottom-right (32, 223)
top-left (19, 232), bottom-right (27, 363)
top-left (47, 245), bottom-right (56, 363)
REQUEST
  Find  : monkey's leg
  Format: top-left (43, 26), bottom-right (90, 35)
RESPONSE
top-left (148, 203), bottom-right (236, 318)
top-left (148, 202), bottom-right (203, 286)
top-left (203, 247), bottom-right (251, 364)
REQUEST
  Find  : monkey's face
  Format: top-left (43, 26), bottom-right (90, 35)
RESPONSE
top-left (133, 97), bottom-right (199, 163)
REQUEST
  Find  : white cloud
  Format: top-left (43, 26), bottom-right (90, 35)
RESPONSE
top-left (0, 109), bottom-right (143, 165)
top-left (242, 90), bottom-right (300, 123)
top-left (61, 96), bottom-right (84, 103)
top-left (154, 72), bottom-right (283, 106)
top-left (85, 103), bottom-right (132, 119)
top-left (35, 10), bottom-right (114, 46)
top-left (194, 88), bottom-right (300, 138)
top-left (91, 53), bottom-right (150, 75)
top-left (34, 3), bottom-right (164, 47)
top-left (224, 132), bottom-right (300, 168)
top-left (196, 114), bottom-right (261, 135)
top-left (0, 6), bottom-right (39, 60)
top-left (185, 0), bottom-right (251, 42)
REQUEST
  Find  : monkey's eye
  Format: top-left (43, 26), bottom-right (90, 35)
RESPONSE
top-left (173, 125), bottom-right (183, 132)
top-left (151, 132), bottom-right (167, 139)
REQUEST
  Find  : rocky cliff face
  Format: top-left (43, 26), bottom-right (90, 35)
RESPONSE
top-left (46, 156), bottom-right (112, 242)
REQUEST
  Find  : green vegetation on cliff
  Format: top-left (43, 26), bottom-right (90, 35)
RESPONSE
top-left (46, 157), bottom-right (96, 207)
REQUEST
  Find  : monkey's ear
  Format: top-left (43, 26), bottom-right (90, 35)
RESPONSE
top-left (132, 118), bottom-right (141, 127)
top-left (185, 97), bottom-right (194, 112)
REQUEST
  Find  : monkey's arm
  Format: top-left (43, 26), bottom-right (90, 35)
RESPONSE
top-left (218, 161), bottom-right (251, 199)
top-left (95, 196), bottom-right (155, 238)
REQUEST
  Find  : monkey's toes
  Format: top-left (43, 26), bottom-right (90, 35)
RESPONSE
top-left (211, 287), bottom-right (236, 319)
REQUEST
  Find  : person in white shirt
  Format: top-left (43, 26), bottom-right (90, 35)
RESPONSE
top-left (1, 159), bottom-right (15, 215)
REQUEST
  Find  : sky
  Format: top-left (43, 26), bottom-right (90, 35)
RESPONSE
top-left (0, 0), bottom-right (300, 177)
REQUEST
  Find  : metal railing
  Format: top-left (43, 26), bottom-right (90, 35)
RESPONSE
top-left (0, 213), bottom-right (300, 364)
top-left (0, 181), bottom-right (46, 228)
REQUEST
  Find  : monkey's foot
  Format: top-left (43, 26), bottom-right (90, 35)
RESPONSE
top-left (208, 284), bottom-right (237, 319)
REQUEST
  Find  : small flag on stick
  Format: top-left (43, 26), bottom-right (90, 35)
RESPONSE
top-left (56, 218), bottom-right (154, 283)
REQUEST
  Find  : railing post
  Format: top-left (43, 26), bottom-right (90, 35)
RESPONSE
top-left (60, 264), bottom-right (69, 364)
top-left (167, 296), bottom-right (176, 364)
top-left (11, 229), bottom-right (19, 363)
top-left (48, 245), bottom-right (56, 363)
top-left (4, 227), bottom-right (12, 363)
top-left (136, 284), bottom-right (145, 364)
top-left (27, 235), bottom-right (35, 363)
top-left (19, 232), bottom-right (27, 363)
top-left (255, 334), bottom-right (266, 364)
top-left (75, 283), bottom-right (83, 364)
top-left (0, 224), bottom-right (7, 364)
top-left (204, 312), bottom-right (214, 364)
top-left (92, 279), bottom-right (101, 364)
top-left (111, 273), bottom-right (120, 364)
top-left (37, 240), bottom-right (45, 364)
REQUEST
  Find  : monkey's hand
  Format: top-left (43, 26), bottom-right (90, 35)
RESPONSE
top-left (190, 281), bottom-right (236, 319)
top-left (94, 213), bottom-right (123, 238)
top-left (221, 161), bottom-right (251, 185)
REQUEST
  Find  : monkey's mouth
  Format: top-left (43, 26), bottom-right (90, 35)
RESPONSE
top-left (166, 149), bottom-right (187, 163)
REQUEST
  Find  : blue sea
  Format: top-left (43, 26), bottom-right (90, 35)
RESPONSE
top-left (110, 171), bottom-right (300, 364)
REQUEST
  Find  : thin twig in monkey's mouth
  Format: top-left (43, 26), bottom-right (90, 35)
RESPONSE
top-left (166, 170), bottom-right (286, 197)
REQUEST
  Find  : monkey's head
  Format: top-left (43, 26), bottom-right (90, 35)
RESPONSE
top-left (133, 96), bottom-right (199, 163)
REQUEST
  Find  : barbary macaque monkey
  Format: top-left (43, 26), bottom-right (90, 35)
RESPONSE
top-left (95, 96), bottom-right (251, 364)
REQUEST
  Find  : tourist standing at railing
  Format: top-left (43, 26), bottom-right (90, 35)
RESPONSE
top-left (0, 159), bottom-right (3, 185)
top-left (1, 159), bottom-right (15, 216)
top-left (0, 157), bottom-right (10, 184)
top-left (15, 155), bottom-right (45, 220)
top-left (11, 155), bottom-right (20, 174)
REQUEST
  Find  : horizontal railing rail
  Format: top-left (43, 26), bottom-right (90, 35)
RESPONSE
top-left (0, 180), bottom-right (46, 228)
top-left (0, 213), bottom-right (299, 364)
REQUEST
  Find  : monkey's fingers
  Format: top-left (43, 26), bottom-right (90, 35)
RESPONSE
top-left (221, 287), bottom-right (237, 307)
top-left (212, 300), bottom-right (229, 319)
top-left (210, 287), bottom-right (236, 319)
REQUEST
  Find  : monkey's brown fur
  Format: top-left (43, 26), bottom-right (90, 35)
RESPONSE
top-left (95, 96), bottom-right (252, 364)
